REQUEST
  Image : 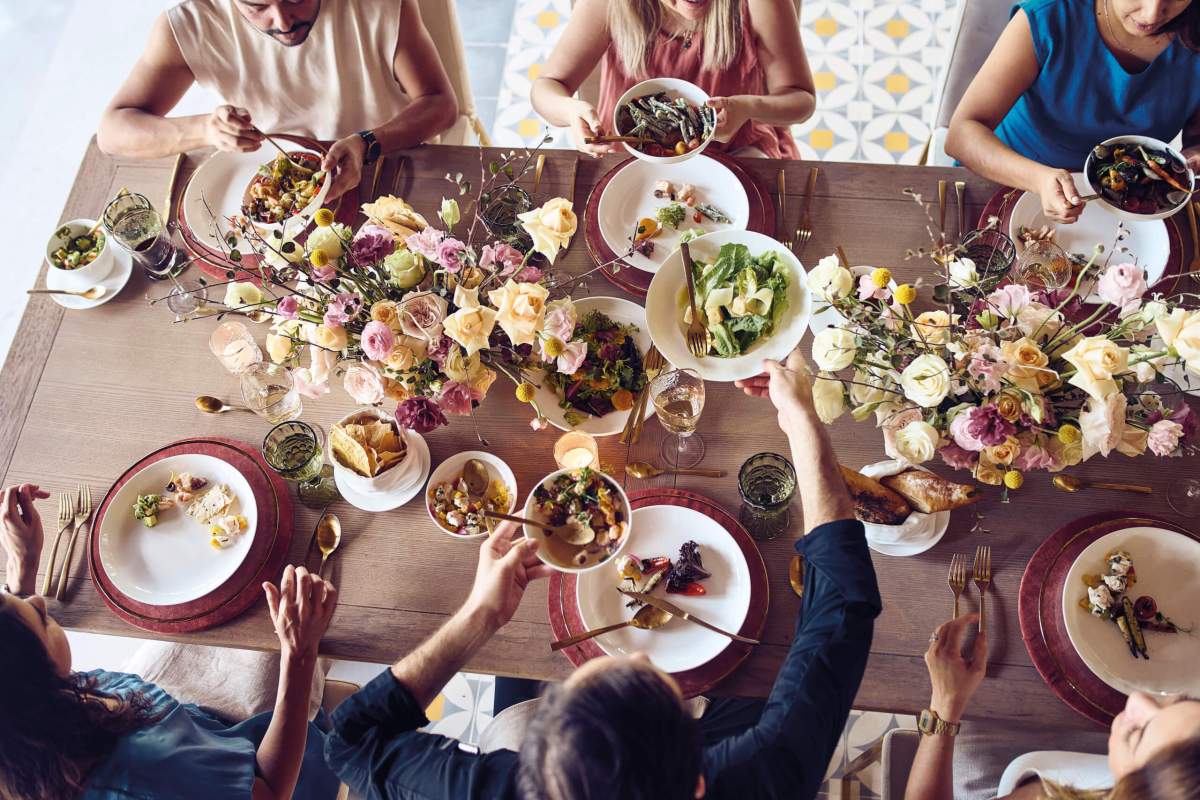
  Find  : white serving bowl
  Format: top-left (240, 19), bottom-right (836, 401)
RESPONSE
top-left (523, 468), bottom-right (633, 573)
top-left (425, 450), bottom-right (518, 540)
top-left (45, 218), bottom-right (116, 291)
top-left (1084, 135), bottom-right (1194, 222)
top-left (326, 408), bottom-right (418, 496)
top-left (612, 78), bottom-right (714, 165)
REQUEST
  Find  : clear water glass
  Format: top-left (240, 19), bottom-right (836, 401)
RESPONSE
top-left (651, 368), bottom-right (706, 468)
top-left (209, 320), bottom-right (263, 374)
top-left (165, 279), bottom-right (208, 321)
top-left (239, 363), bottom-right (302, 424)
top-left (101, 192), bottom-right (184, 280)
top-left (1167, 478), bottom-right (1200, 516)
top-left (738, 452), bottom-right (797, 540)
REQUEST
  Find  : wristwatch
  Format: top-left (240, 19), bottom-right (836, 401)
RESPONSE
top-left (356, 130), bottom-right (381, 165)
top-left (918, 708), bottom-right (961, 737)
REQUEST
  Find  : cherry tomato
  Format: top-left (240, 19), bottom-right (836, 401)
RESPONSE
top-left (668, 581), bottom-right (707, 596)
top-left (640, 556), bottom-right (671, 575)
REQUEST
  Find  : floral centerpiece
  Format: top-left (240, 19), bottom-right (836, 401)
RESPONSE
top-left (805, 212), bottom-right (1199, 492)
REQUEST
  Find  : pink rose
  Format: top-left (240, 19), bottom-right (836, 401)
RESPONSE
top-left (397, 291), bottom-right (448, 342)
top-left (1147, 419), bottom-right (1184, 456)
top-left (967, 345), bottom-right (1008, 394)
top-left (480, 243), bottom-right (524, 277)
top-left (1096, 263), bottom-right (1148, 314)
top-left (436, 237), bottom-right (468, 274)
top-left (311, 263), bottom-right (337, 283)
top-left (513, 265), bottom-right (543, 283)
top-left (1014, 437), bottom-right (1058, 471)
top-left (880, 407), bottom-right (923, 461)
top-left (276, 295), bottom-right (300, 320)
top-left (426, 335), bottom-right (454, 366)
top-left (540, 300), bottom-right (577, 360)
top-left (323, 292), bottom-right (362, 328)
top-left (343, 362), bottom-right (386, 405)
top-left (405, 228), bottom-right (446, 261)
top-left (438, 380), bottom-right (482, 415)
top-left (857, 274), bottom-right (890, 301)
top-left (556, 340), bottom-right (588, 375)
top-left (987, 284), bottom-right (1032, 318)
top-left (939, 443), bottom-right (978, 471)
top-left (359, 320), bottom-right (396, 362)
top-left (396, 397), bottom-right (447, 434)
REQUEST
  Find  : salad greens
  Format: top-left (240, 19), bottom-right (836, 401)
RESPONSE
top-left (686, 243), bottom-right (790, 358)
top-left (546, 310), bottom-right (645, 422)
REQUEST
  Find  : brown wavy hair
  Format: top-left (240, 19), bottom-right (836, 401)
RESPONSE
top-left (1164, 2), bottom-right (1200, 51)
top-left (0, 596), bottom-right (161, 800)
top-left (1041, 735), bottom-right (1200, 800)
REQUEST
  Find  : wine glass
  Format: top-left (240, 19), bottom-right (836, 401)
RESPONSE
top-left (165, 279), bottom-right (208, 322)
top-left (1167, 478), bottom-right (1200, 516)
top-left (1014, 239), bottom-right (1072, 292)
top-left (240, 363), bottom-right (302, 423)
top-left (650, 368), bottom-right (706, 468)
top-left (262, 420), bottom-right (340, 507)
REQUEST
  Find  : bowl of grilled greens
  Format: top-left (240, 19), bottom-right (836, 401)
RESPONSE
top-left (613, 78), bottom-right (717, 165)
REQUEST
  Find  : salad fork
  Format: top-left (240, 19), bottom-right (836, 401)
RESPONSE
top-left (947, 553), bottom-right (967, 619)
top-left (621, 346), bottom-right (664, 445)
top-left (679, 243), bottom-right (708, 359)
top-left (973, 545), bottom-right (992, 636)
top-left (56, 485), bottom-right (93, 601)
top-left (777, 170), bottom-right (792, 251)
top-left (794, 166), bottom-right (819, 256)
top-left (42, 493), bottom-right (75, 596)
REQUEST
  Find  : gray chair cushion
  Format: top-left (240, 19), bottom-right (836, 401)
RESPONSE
top-left (952, 719), bottom-right (1109, 800)
top-left (882, 728), bottom-right (921, 800)
top-left (936, 0), bottom-right (1015, 129)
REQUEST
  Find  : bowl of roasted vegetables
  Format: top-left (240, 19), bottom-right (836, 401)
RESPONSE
top-left (426, 451), bottom-right (517, 539)
top-left (45, 218), bottom-right (115, 290)
top-left (613, 78), bottom-right (716, 165)
top-left (1085, 135), bottom-right (1194, 221)
top-left (524, 467), bottom-right (633, 573)
top-left (241, 150), bottom-right (329, 226)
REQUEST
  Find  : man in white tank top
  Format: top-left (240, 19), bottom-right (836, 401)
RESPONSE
top-left (97, 0), bottom-right (459, 200)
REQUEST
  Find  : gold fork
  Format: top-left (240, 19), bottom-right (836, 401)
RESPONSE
top-left (621, 346), bottom-right (665, 445)
top-left (794, 166), bottom-right (819, 255)
top-left (42, 493), bottom-right (75, 596)
top-left (56, 485), bottom-right (93, 601)
top-left (973, 545), bottom-right (992, 636)
top-left (947, 553), bottom-right (968, 619)
top-left (680, 242), bottom-right (708, 359)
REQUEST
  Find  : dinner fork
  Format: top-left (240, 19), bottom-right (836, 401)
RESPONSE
top-left (947, 553), bottom-right (968, 619)
top-left (41, 493), bottom-right (75, 596)
top-left (794, 166), bottom-right (819, 256)
top-left (56, 485), bottom-right (93, 601)
top-left (620, 346), bottom-right (665, 445)
top-left (973, 545), bottom-right (992, 636)
top-left (679, 242), bottom-right (708, 359)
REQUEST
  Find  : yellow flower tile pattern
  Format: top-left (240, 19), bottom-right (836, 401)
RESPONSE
top-left (487, 0), bottom-right (957, 164)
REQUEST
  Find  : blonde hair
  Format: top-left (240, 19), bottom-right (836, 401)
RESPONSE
top-left (1038, 735), bottom-right (1200, 800)
top-left (607, 0), bottom-right (742, 79)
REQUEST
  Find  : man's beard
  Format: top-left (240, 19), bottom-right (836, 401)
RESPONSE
top-left (263, 2), bottom-right (320, 46)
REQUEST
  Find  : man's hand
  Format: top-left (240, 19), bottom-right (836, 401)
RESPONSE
top-left (924, 613), bottom-right (987, 723)
top-left (706, 96), bottom-right (751, 143)
top-left (1035, 167), bottom-right (1084, 224)
top-left (263, 565), bottom-right (338, 665)
top-left (1, 484), bottom-right (51, 594)
top-left (734, 348), bottom-right (817, 432)
top-left (322, 134), bottom-right (367, 202)
top-left (205, 105), bottom-right (263, 152)
top-left (565, 99), bottom-right (617, 159)
top-left (463, 522), bottom-right (553, 631)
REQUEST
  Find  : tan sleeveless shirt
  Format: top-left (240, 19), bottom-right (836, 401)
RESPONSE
top-left (167, 0), bottom-right (409, 140)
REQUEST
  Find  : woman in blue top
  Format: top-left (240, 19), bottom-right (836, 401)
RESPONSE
top-left (947, 0), bottom-right (1200, 223)
top-left (0, 483), bottom-right (340, 800)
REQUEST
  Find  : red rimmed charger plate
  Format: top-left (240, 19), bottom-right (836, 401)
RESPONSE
top-left (1017, 512), bottom-right (1196, 727)
top-left (547, 487), bottom-right (769, 697)
top-left (88, 437), bottom-right (294, 633)
top-left (583, 153), bottom-right (776, 296)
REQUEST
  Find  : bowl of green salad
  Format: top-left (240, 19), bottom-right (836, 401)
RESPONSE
top-left (45, 218), bottom-right (115, 291)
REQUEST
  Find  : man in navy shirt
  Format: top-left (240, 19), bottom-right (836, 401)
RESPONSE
top-left (325, 349), bottom-right (881, 799)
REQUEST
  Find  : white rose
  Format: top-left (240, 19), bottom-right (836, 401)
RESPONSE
top-left (808, 256), bottom-right (854, 302)
top-left (948, 258), bottom-right (978, 288)
top-left (1157, 308), bottom-right (1200, 373)
top-left (912, 309), bottom-right (953, 346)
top-left (900, 354), bottom-right (952, 408)
top-left (812, 327), bottom-right (857, 371)
top-left (811, 373), bottom-right (846, 424)
top-left (224, 281), bottom-right (264, 310)
top-left (307, 226), bottom-right (345, 260)
top-left (894, 420), bottom-right (939, 465)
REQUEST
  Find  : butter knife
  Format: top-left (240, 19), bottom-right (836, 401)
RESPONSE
top-left (619, 589), bottom-right (761, 644)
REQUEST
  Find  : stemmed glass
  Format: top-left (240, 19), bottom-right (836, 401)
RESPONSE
top-left (1167, 478), bottom-right (1200, 516)
top-left (1014, 239), bottom-right (1072, 292)
top-left (164, 279), bottom-right (208, 322)
top-left (650, 368), bottom-right (706, 468)
top-left (262, 420), bottom-right (340, 508)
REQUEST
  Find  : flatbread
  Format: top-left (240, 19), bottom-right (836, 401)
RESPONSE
top-left (881, 470), bottom-right (982, 514)
top-left (186, 485), bottom-right (235, 524)
top-left (839, 465), bottom-right (911, 526)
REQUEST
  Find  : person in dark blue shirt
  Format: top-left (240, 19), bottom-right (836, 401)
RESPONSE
top-left (324, 348), bottom-right (882, 799)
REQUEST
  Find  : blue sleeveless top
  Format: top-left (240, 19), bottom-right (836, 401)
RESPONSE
top-left (80, 670), bottom-right (338, 799)
top-left (994, 0), bottom-right (1200, 170)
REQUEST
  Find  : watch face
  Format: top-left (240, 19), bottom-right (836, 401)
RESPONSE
top-left (918, 709), bottom-right (936, 733)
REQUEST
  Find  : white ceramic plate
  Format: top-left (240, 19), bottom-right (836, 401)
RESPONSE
top-left (182, 147), bottom-right (329, 252)
top-left (97, 453), bottom-right (258, 605)
top-left (335, 431), bottom-right (430, 513)
top-left (646, 229), bottom-right (810, 382)
top-left (45, 248), bottom-right (133, 310)
top-left (575, 504), bottom-right (753, 674)
top-left (598, 157), bottom-right (750, 274)
top-left (425, 450), bottom-right (517, 540)
top-left (532, 297), bottom-right (652, 437)
top-left (612, 78), bottom-right (714, 166)
top-left (1062, 526), bottom-right (1200, 697)
top-left (1009, 177), bottom-right (1170, 301)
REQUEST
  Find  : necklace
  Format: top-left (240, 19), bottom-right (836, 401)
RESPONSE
top-left (682, 22), bottom-right (699, 49)
top-left (1102, 0), bottom-right (1165, 57)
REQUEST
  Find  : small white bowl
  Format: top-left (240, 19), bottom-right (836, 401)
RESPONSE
top-left (1084, 135), bottom-right (1195, 222)
top-left (523, 468), bottom-right (633, 573)
top-left (326, 408), bottom-right (417, 496)
top-left (45, 218), bottom-right (116, 291)
top-left (425, 451), bottom-right (518, 540)
top-left (612, 78), bottom-right (714, 165)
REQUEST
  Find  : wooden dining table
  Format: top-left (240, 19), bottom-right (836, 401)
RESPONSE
top-left (3, 140), bottom-right (1196, 732)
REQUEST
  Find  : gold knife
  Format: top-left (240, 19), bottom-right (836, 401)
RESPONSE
top-left (776, 168), bottom-right (787, 245)
top-left (620, 589), bottom-right (761, 644)
top-left (938, 179), bottom-right (948, 245)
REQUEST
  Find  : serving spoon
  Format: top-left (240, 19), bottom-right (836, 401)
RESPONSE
top-left (550, 603), bottom-right (671, 652)
top-left (27, 286), bottom-right (108, 301)
top-left (1052, 475), bottom-right (1152, 495)
top-left (462, 458), bottom-right (493, 532)
top-left (195, 395), bottom-right (252, 414)
top-left (315, 512), bottom-right (343, 578)
top-left (482, 510), bottom-right (597, 545)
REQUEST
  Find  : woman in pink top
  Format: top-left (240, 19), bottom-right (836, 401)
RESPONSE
top-left (532, 0), bottom-right (815, 159)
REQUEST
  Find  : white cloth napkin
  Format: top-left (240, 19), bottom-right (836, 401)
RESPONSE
top-left (858, 460), bottom-right (949, 556)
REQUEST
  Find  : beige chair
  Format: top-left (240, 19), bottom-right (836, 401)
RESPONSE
top-left (325, 679), bottom-right (363, 800)
top-left (417, 0), bottom-right (491, 145)
top-left (840, 727), bottom-right (921, 800)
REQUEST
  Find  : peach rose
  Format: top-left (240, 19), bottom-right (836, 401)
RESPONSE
top-left (518, 198), bottom-right (577, 263)
top-left (488, 280), bottom-right (549, 346)
top-left (1062, 336), bottom-right (1129, 401)
top-left (1000, 337), bottom-right (1051, 392)
top-left (371, 300), bottom-right (403, 332)
top-left (443, 304), bottom-right (499, 357)
top-left (311, 324), bottom-right (349, 352)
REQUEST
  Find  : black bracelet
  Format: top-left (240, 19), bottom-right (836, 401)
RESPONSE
top-left (2, 582), bottom-right (33, 599)
top-left (356, 130), bottom-right (381, 165)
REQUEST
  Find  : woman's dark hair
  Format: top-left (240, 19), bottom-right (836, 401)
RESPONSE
top-left (1164, 2), bottom-right (1200, 52)
top-left (1041, 735), bottom-right (1200, 799)
top-left (0, 597), bottom-right (160, 800)
top-left (517, 661), bottom-right (702, 800)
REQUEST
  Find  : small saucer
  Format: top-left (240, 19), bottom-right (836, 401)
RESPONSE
top-left (335, 430), bottom-right (431, 512)
top-left (44, 248), bottom-right (134, 310)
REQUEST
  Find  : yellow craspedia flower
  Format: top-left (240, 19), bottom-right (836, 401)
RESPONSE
top-left (310, 248), bottom-right (330, 268)
top-left (543, 337), bottom-right (565, 358)
top-left (1057, 424), bottom-right (1081, 445)
top-left (894, 283), bottom-right (916, 305)
top-left (1003, 470), bottom-right (1024, 490)
top-left (314, 208), bottom-right (334, 227)
top-left (515, 383), bottom-right (535, 403)
top-left (870, 268), bottom-right (891, 288)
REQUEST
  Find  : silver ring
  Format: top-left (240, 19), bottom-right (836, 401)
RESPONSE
top-left (929, 633), bottom-right (939, 642)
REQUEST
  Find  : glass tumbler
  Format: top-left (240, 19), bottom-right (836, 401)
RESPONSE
top-left (101, 192), bottom-right (184, 280)
top-left (261, 420), bottom-right (340, 507)
top-left (209, 320), bottom-right (264, 374)
top-left (738, 452), bottom-right (797, 541)
top-left (239, 362), bottom-right (302, 424)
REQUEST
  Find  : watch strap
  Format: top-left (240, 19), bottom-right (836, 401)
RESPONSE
top-left (357, 130), bottom-right (380, 164)
top-left (919, 708), bottom-right (961, 737)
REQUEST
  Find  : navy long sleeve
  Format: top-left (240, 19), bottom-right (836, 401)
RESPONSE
top-left (325, 518), bottom-right (880, 800)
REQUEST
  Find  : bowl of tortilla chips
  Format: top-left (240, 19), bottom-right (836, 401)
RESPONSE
top-left (327, 409), bottom-right (416, 495)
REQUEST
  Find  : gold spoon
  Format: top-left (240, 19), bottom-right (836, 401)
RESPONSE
top-left (550, 603), bottom-right (671, 651)
top-left (789, 555), bottom-right (804, 599)
top-left (27, 286), bottom-right (108, 301)
top-left (195, 395), bottom-right (251, 414)
top-left (316, 512), bottom-right (342, 578)
top-left (482, 510), bottom-right (595, 545)
top-left (1052, 475), bottom-right (1152, 495)
top-left (627, 462), bottom-right (725, 479)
